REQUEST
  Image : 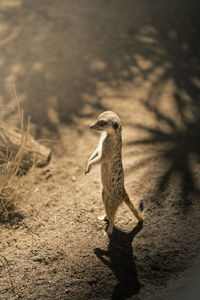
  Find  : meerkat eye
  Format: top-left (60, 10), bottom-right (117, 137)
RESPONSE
top-left (113, 122), bottom-right (119, 129)
top-left (97, 120), bottom-right (107, 127)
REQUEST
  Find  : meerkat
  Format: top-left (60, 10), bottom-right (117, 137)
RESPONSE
top-left (85, 111), bottom-right (143, 234)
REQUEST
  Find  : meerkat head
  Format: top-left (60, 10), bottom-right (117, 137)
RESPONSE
top-left (90, 111), bottom-right (122, 134)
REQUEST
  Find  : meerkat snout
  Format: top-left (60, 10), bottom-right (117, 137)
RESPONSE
top-left (89, 119), bottom-right (108, 131)
top-left (89, 123), bottom-right (95, 129)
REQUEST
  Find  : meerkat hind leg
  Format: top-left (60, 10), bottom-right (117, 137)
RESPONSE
top-left (107, 222), bottom-right (114, 235)
top-left (105, 201), bottom-right (119, 235)
top-left (100, 190), bottom-right (108, 222)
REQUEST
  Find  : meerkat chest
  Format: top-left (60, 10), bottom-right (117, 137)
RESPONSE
top-left (101, 151), bottom-right (124, 191)
top-left (101, 134), bottom-right (118, 160)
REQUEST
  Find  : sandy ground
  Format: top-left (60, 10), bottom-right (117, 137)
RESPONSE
top-left (0, 0), bottom-right (200, 299)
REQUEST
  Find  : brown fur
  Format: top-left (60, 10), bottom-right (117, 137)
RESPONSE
top-left (85, 111), bottom-right (143, 234)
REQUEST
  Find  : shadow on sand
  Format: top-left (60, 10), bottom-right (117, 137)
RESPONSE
top-left (127, 102), bottom-right (200, 209)
top-left (94, 221), bottom-right (143, 300)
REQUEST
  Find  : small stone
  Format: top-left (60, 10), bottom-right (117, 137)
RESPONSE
top-left (72, 176), bottom-right (76, 181)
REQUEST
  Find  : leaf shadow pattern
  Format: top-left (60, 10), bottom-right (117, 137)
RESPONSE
top-left (94, 221), bottom-right (142, 300)
top-left (123, 0), bottom-right (200, 209)
top-left (128, 101), bottom-right (200, 208)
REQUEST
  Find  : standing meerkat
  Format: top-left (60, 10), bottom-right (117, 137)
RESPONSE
top-left (85, 111), bottom-right (143, 234)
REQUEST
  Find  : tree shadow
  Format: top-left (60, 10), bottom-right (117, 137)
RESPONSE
top-left (127, 100), bottom-right (200, 208)
top-left (119, 0), bottom-right (200, 209)
top-left (94, 221), bottom-right (143, 300)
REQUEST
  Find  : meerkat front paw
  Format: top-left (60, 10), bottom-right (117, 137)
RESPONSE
top-left (85, 163), bottom-right (90, 175)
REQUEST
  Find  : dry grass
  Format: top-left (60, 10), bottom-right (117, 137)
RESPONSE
top-left (0, 94), bottom-right (31, 219)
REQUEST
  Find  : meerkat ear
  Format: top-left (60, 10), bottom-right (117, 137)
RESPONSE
top-left (112, 122), bottom-right (119, 130)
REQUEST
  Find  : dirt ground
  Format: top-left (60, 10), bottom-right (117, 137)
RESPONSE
top-left (0, 0), bottom-right (200, 299)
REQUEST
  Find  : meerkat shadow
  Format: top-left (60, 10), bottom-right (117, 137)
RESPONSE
top-left (94, 221), bottom-right (143, 300)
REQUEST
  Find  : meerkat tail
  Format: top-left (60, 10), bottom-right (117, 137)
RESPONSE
top-left (124, 195), bottom-right (144, 221)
